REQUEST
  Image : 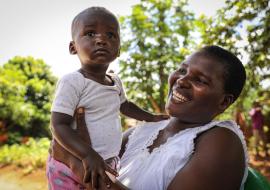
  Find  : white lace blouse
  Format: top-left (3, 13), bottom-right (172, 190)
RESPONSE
top-left (118, 120), bottom-right (248, 190)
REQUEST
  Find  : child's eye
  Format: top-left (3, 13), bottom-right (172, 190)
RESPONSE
top-left (107, 32), bottom-right (115, 39)
top-left (86, 31), bottom-right (95, 37)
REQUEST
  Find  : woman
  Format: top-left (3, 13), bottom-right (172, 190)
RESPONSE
top-left (50, 45), bottom-right (248, 190)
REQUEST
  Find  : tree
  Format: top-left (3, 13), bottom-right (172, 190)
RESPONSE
top-left (0, 56), bottom-right (57, 143)
top-left (199, 0), bottom-right (269, 85)
top-left (195, 0), bottom-right (270, 118)
top-left (119, 0), bottom-right (195, 112)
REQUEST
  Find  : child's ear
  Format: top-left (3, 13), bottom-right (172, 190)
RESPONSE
top-left (220, 94), bottom-right (234, 111)
top-left (69, 41), bottom-right (77, 55)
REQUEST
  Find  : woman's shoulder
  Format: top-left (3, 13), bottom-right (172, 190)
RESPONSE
top-left (197, 125), bottom-right (243, 148)
top-left (197, 120), bottom-right (246, 155)
top-left (168, 121), bottom-right (247, 189)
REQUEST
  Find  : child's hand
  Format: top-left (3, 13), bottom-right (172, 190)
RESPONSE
top-left (151, 114), bottom-right (170, 122)
top-left (77, 107), bottom-right (119, 189)
top-left (82, 151), bottom-right (118, 189)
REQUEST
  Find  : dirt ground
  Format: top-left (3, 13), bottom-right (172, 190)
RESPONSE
top-left (0, 156), bottom-right (269, 190)
top-left (0, 165), bottom-right (47, 190)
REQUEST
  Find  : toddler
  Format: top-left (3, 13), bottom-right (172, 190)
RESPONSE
top-left (46, 7), bottom-right (168, 190)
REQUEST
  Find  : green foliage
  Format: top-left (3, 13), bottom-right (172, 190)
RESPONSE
top-left (0, 137), bottom-right (50, 174)
top-left (194, 0), bottom-right (270, 118)
top-left (119, 0), bottom-right (195, 112)
top-left (0, 56), bottom-right (57, 140)
top-left (198, 0), bottom-right (269, 80)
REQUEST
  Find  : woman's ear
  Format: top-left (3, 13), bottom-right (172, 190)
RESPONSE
top-left (220, 94), bottom-right (234, 111)
top-left (69, 41), bottom-right (77, 55)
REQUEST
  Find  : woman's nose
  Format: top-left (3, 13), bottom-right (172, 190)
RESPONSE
top-left (176, 75), bottom-right (190, 88)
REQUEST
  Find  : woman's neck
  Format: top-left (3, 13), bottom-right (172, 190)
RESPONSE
top-left (166, 117), bottom-right (208, 134)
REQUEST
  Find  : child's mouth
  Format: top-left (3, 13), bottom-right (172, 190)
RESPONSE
top-left (94, 48), bottom-right (110, 54)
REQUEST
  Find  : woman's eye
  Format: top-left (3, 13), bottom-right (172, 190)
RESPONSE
top-left (178, 68), bottom-right (187, 75)
top-left (194, 77), bottom-right (208, 85)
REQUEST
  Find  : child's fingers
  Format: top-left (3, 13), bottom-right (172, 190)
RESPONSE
top-left (105, 164), bottom-right (119, 177)
top-left (83, 170), bottom-right (91, 183)
top-left (91, 171), bottom-right (98, 189)
top-left (99, 170), bottom-right (113, 188)
top-left (77, 107), bottom-right (85, 114)
top-left (84, 183), bottom-right (92, 190)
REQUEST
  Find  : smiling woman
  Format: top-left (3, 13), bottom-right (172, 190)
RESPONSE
top-left (117, 46), bottom-right (247, 190)
top-left (51, 45), bottom-right (248, 190)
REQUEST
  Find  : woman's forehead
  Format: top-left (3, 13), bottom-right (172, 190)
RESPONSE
top-left (182, 53), bottom-right (225, 80)
top-left (185, 53), bottom-right (223, 71)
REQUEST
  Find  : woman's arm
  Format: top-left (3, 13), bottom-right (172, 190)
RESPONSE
top-left (167, 127), bottom-right (245, 190)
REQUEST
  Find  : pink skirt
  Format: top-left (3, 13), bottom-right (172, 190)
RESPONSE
top-left (46, 155), bottom-right (120, 190)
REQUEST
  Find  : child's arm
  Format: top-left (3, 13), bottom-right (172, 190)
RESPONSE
top-left (120, 100), bottom-right (169, 122)
top-left (51, 111), bottom-right (117, 188)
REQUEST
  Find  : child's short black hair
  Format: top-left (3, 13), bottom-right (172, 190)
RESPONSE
top-left (198, 45), bottom-right (246, 102)
top-left (71, 7), bottom-right (119, 39)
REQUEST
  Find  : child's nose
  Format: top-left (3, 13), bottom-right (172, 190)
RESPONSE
top-left (95, 34), bottom-right (107, 46)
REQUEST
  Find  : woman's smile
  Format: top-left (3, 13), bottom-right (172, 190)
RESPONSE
top-left (171, 90), bottom-right (189, 103)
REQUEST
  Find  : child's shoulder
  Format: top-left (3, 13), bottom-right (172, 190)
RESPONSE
top-left (60, 71), bottom-right (84, 81)
top-left (57, 71), bottom-right (86, 89)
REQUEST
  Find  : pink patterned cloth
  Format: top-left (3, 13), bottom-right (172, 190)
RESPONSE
top-left (46, 155), bottom-right (120, 190)
top-left (46, 155), bottom-right (84, 190)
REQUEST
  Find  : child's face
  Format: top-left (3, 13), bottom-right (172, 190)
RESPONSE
top-left (166, 52), bottom-right (232, 124)
top-left (70, 11), bottom-right (120, 68)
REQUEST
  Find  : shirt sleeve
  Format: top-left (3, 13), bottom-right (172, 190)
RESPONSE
top-left (51, 74), bottom-right (84, 116)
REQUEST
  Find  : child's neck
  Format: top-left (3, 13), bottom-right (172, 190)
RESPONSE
top-left (79, 68), bottom-right (113, 86)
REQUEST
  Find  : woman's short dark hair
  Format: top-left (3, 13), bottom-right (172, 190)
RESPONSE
top-left (199, 45), bottom-right (246, 102)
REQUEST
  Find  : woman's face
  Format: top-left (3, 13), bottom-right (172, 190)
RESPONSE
top-left (165, 52), bottom-right (231, 124)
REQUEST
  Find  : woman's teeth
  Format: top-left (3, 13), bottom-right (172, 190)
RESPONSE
top-left (172, 91), bottom-right (188, 103)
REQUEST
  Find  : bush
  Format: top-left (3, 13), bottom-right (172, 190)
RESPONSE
top-left (0, 137), bottom-right (50, 174)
